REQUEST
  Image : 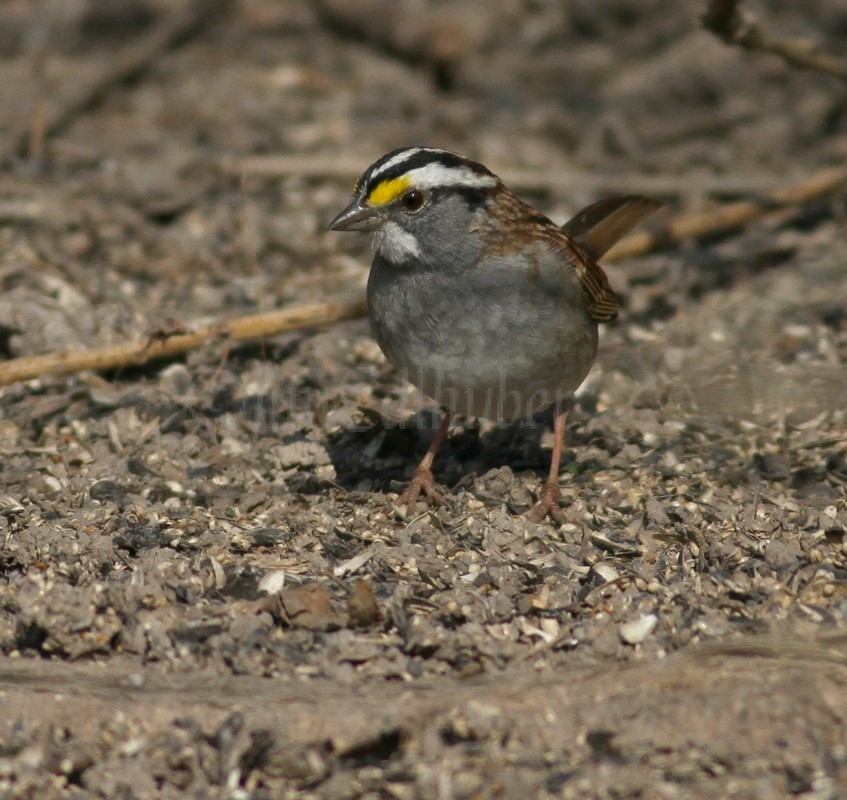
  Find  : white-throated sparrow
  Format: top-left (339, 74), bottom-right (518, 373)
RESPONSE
top-left (331, 147), bottom-right (659, 522)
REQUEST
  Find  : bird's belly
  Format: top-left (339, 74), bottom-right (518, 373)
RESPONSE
top-left (368, 270), bottom-right (598, 420)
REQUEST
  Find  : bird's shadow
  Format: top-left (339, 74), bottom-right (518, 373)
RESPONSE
top-left (325, 400), bottom-right (604, 496)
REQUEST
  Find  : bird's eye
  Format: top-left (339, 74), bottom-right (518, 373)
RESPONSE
top-left (399, 189), bottom-right (426, 212)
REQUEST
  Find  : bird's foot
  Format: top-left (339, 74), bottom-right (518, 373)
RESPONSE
top-left (528, 479), bottom-right (565, 524)
top-left (396, 465), bottom-right (444, 513)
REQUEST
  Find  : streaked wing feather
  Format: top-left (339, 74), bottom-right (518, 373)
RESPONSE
top-left (481, 188), bottom-right (660, 324)
top-left (556, 195), bottom-right (661, 322)
top-left (555, 234), bottom-right (621, 323)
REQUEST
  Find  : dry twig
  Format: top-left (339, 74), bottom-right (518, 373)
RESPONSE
top-left (9, 0), bottom-right (231, 162)
top-left (0, 298), bottom-right (366, 387)
top-left (606, 164), bottom-right (847, 260)
top-left (224, 154), bottom-right (794, 197)
top-left (703, 0), bottom-right (847, 82)
top-left (313, 0), bottom-right (470, 90)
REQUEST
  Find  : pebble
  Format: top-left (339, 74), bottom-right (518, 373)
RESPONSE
top-left (619, 614), bottom-right (658, 645)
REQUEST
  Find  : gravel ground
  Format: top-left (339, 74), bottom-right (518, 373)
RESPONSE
top-left (0, 1), bottom-right (846, 798)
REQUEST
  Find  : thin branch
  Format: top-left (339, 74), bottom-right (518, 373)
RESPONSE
top-left (9, 0), bottom-right (232, 162)
top-left (224, 154), bottom-right (795, 197)
top-left (0, 298), bottom-right (366, 387)
top-left (606, 164), bottom-right (847, 260)
top-left (703, 0), bottom-right (847, 82)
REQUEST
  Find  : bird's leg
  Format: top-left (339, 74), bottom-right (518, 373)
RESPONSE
top-left (528, 409), bottom-right (568, 524)
top-left (397, 411), bottom-right (451, 512)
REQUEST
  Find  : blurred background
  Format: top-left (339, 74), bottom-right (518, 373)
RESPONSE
top-left (1, 3), bottom-right (847, 797)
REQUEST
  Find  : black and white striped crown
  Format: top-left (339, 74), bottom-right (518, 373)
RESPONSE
top-left (356, 147), bottom-right (499, 207)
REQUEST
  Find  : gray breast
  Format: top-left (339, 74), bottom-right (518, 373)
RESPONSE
top-left (367, 250), bottom-right (598, 420)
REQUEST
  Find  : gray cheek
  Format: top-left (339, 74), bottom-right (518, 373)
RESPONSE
top-left (408, 210), bottom-right (483, 271)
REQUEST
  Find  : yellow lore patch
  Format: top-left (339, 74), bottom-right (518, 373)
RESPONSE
top-left (368, 176), bottom-right (410, 206)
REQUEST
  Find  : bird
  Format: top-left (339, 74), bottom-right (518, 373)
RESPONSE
top-left (330, 146), bottom-right (660, 523)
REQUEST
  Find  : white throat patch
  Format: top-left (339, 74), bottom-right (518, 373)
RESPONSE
top-left (373, 221), bottom-right (422, 261)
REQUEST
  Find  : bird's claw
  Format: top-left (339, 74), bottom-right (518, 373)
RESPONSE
top-left (396, 465), bottom-right (444, 512)
top-left (528, 479), bottom-right (565, 524)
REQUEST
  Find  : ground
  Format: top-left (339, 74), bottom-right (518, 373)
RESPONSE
top-left (0, 1), bottom-right (846, 798)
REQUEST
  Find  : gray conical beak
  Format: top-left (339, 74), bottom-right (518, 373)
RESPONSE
top-left (329, 198), bottom-right (381, 231)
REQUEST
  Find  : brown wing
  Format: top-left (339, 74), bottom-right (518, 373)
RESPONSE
top-left (559, 195), bottom-right (661, 322)
top-left (549, 233), bottom-right (621, 323)
top-left (480, 188), bottom-right (660, 324)
top-left (561, 196), bottom-right (662, 261)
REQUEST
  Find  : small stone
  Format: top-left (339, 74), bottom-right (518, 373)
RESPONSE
top-left (763, 540), bottom-right (802, 573)
top-left (258, 570), bottom-right (286, 596)
top-left (347, 579), bottom-right (381, 628)
top-left (619, 614), bottom-right (658, 644)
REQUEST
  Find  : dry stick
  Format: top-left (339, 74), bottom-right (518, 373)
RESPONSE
top-left (703, 0), bottom-right (847, 82)
top-left (0, 165), bottom-right (844, 388)
top-left (606, 164), bottom-right (847, 261)
top-left (0, 298), bottom-right (367, 387)
top-left (225, 154), bottom-right (793, 197)
top-left (9, 0), bottom-right (229, 161)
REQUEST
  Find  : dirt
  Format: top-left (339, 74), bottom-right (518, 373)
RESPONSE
top-left (1, 1), bottom-right (846, 798)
